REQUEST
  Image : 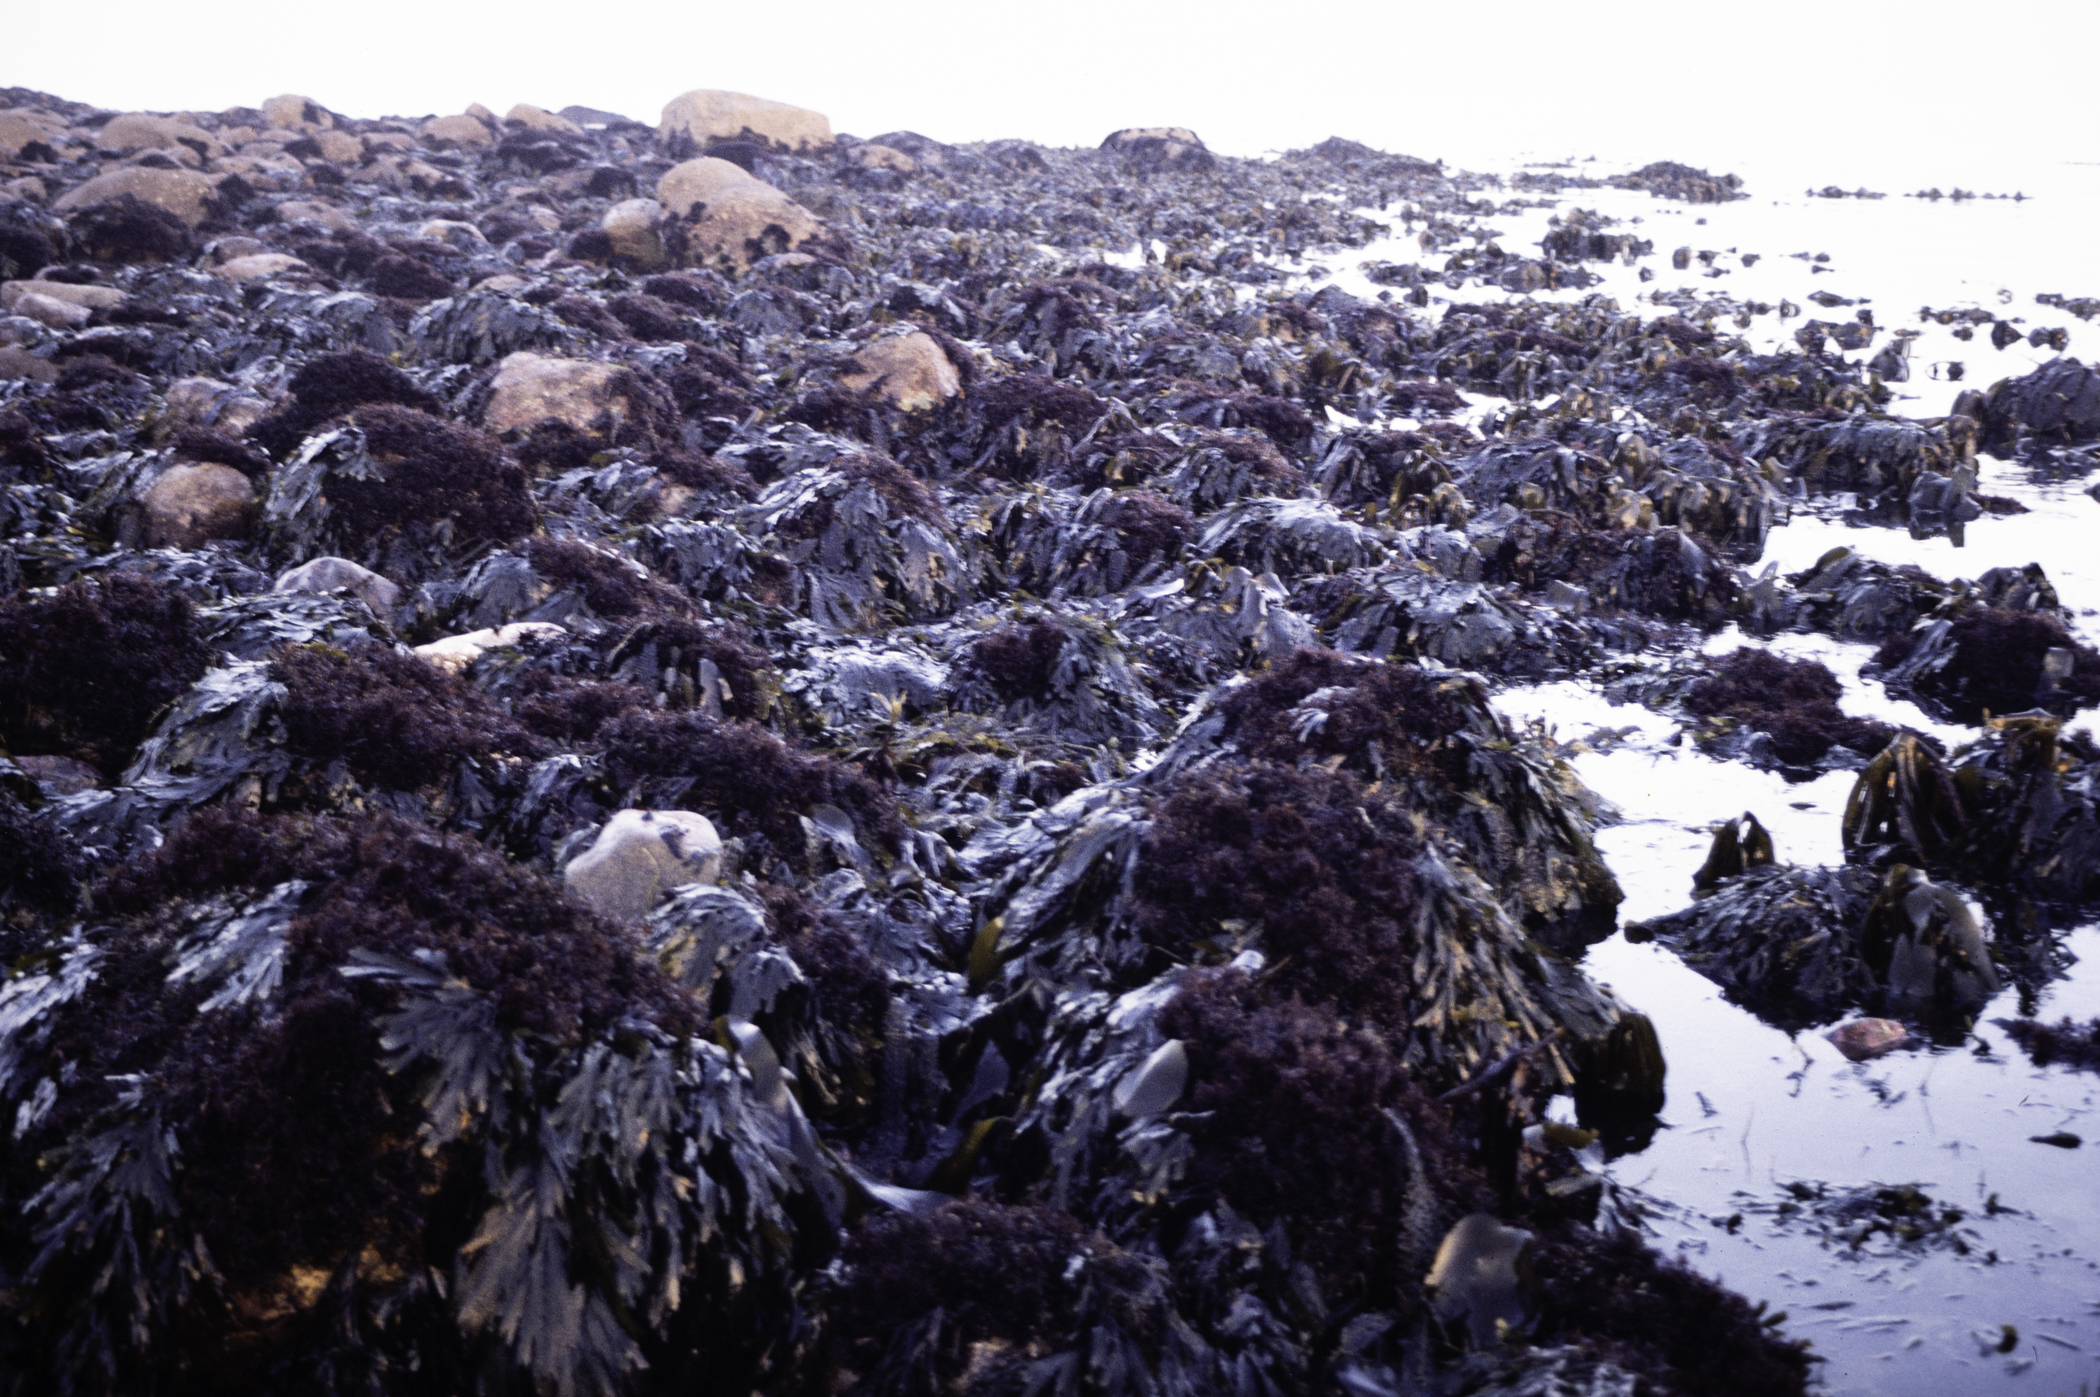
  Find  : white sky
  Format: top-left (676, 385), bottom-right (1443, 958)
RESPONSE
top-left (6, 0), bottom-right (2094, 181)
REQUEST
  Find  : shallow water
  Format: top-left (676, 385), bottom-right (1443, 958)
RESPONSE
top-left (1410, 158), bottom-right (2100, 1396)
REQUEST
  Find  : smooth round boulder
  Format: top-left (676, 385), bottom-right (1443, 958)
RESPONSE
top-left (214, 252), bottom-right (309, 283)
top-left (1, 280), bottom-right (128, 312)
top-left (142, 463), bottom-right (256, 549)
top-left (656, 161), bottom-right (827, 274)
top-left (98, 114), bottom-right (226, 160)
top-left (563, 809), bottom-right (725, 923)
top-left (52, 167), bottom-right (221, 227)
top-left (259, 95), bottom-right (332, 130)
top-left (10, 291), bottom-right (87, 329)
top-left (659, 90), bottom-right (832, 154)
top-left (160, 376), bottom-right (271, 436)
top-left (0, 111), bottom-right (59, 160)
top-left (421, 114), bottom-right (494, 150)
top-left (850, 143), bottom-right (917, 174)
top-left (506, 104), bottom-right (581, 135)
top-left (600, 198), bottom-right (668, 269)
top-left (840, 330), bottom-right (961, 411)
top-left (655, 157), bottom-right (763, 218)
top-left (273, 555), bottom-right (404, 614)
top-left (275, 199), bottom-right (356, 232)
top-left (309, 129), bottom-right (364, 164)
top-left (481, 352), bottom-right (635, 439)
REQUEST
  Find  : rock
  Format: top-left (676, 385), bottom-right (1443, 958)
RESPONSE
top-left (0, 346), bottom-right (57, 383)
top-left (839, 329), bottom-right (961, 410)
top-left (52, 166), bottom-right (221, 227)
top-left (273, 556), bottom-right (403, 614)
top-left (1825, 1018), bottom-right (1910, 1061)
top-left (658, 90), bottom-right (833, 154)
top-left (0, 280), bottom-right (128, 313)
top-left (12, 754), bottom-right (101, 795)
top-left (414, 218), bottom-right (487, 250)
top-left (160, 376), bottom-right (271, 436)
top-left (141, 462), bottom-right (257, 548)
top-left (9, 290), bottom-right (88, 329)
top-left (1426, 1213), bottom-right (1536, 1348)
top-left (214, 252), bottom-right (310, 283)
top-left (599, 198), bottom-right (668, 269)
top-left (2030, 1132), bottom-right (2082, 1148)
top-left (661, 165), bottom-right (829, 274)
top-left (562, 809), bottom-right (724, 922)
top-left (97, 114), bottom-right (226, 160)
top-left (848, 143), bottom-right (916, 174)
top-left (506, 104), bottom-right (581, 135)
top-left (275, 198), bottom-right (356, 232)
top-left (421, 113), bottom-right (494, 150)
top-left (0, 110), bottom-right (59, 160)
top-left (259, 94), bottom-right (332, 130)
top-left (1979, 358), bottom-right (2100, 452)
top-left (481, 352), bottom-right (638, 439)
top-left (309, 129), bottom-right (364, 164)
top-left (412, 621), bottom-right (566, 674)
top-left (1100, 127), bottom-right (1214, 174)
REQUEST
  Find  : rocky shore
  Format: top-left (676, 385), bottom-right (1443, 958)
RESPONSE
top-left (1, 82), bottom-right (2096, 1396)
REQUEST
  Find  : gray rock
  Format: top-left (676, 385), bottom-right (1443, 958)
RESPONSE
top-left (563, 809), bottom-right (725, 922)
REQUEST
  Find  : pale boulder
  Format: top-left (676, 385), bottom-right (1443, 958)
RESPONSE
top-left (659, 89), bottom-right (832, 154)
top-left (142, 463), bottom-right (256, 548)
top-left (1100, 126), bottom-right (1215, 174)
top-left (274, 556), bottom-right (403, 613)
top-left (416, 218), bottom-right (488, 249)
top-left (563, 809), bottom-right (724, 923)
top-left (53, 167), bottom-right (221, 227)
top-left (850, 143), bottom-right (917, 174)
top-left (840, 330), bottom-right (961, 411)
top-left (1, 280), bottom-right (128, 312)
top-left (160, 376), bottom-right (271, 436)
top-left (506, 104), bottom-right (581, 135)
top-left (215, 253), bottom-right (310, 283)
top-left (275, 199), bottom-right (356, 232)
top-left (0, 111), bottom-right (59, 160)
top-left (412, 621), bottom-right (565, 674)
top-left (98, 114), bottom-right (226, 160)
top-left (481, 352), bottom-right (638, 439)
top-left (599, 198), bottom-right (667, 269)
top-left (657, 159), bottom-right (827, 273)
top-left (0, 348), bottom-right (57, 384)
top-left (422, 114), bottom-right (494, 150)
top-left (10, 291), bottom-right (87, 329)
top-left (309, 129), bottom-right (364, 164)
top-left (259, 95), bottom-right (332, 130)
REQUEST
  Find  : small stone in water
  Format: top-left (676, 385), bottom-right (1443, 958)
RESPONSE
top-left (1826, 1018), bottom-right (1910, 1061)
top-left (2028, 1131), bottom-right (2082, 1149)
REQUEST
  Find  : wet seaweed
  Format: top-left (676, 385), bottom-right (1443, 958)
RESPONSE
top-left (1685, 648), bottom-right (1895, 764)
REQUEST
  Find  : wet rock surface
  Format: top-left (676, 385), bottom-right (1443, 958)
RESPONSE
top-left (5, 78), bottom-right (2093, 1397)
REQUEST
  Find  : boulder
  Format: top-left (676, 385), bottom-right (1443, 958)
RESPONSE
top-left (259, 94), bottom-right (332, 130)
top-left (563, 808), bottom-right (725, 923)
top-left (273, 555), bottom-right (404, 613)
top-left (309, 129), bottom-right (364, 164)
top-left (275, 198), bottom-right (356, 232)
top-left (656, 160), bottom-right (828, 273)
top-left (214, 252), bottom-right (310, 283)
top-left (52, 167), bottom-right (221, 227)
top-left (0, 280), bottom-right (128, 313)
top-left (160, 376), bottom-right (271, 436)
top-left (1100, 127), bottom-right (1215, 173)
top-left (506, 104), bottom-right (582, 135)
top-left (481, 352), bottom-right (639, 439)
top-left (1826, 1018), bottom-right (1909, 1062)
top-left (1426, 1213), bottom-right (1536, 1349)
top-left (412, 621), bottom-right (566, 674)
top-left (97, 114), bottom-right (226, 160)
top-left (421, 113), bottom-right (494, 150)
top-left (840, 329), bottom-right (962, 411)
top-left (415, 218), bottom-right (487, 249)
top-left (0, 346), bottom-right (57, 384)
top-left (658, 90), bottom-right (833, 154)
top-left (9, 290), bottom-right (87, 329)
top-left (849, 143), bottom-right (916, 174)
top-left (141, 462), bottom-right (257, 548)
top-left (0, 110), bottom-right (59, 160)
top-left (600, 198), bottom-right (668, 269)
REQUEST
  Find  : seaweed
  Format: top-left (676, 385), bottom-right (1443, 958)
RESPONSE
top-left (1685, 648), bottom-right (1895, 764)
top-left (367, 252), bottom-right (457, 302)
top-left (1875, 607), bottom-right (2100, 724)
top-left (1215, 647), bottom-right (1468, 785)
top-left (0, 788), bottom-right (83, 917)
top-left (0, 575), bottom-right (212, 777)
top-left (271, 641), bottom-right (547, 792)
top-left (598, 709), bottom-right (904, 863)
top-left (524, 537), bottom-right (680, 619)
top-left (249, 350), bottom-right (443, 460)
top-left (967, 621), bottom-right (1069, 703)
top-left (604, 618), bottom-right (776, 720)
top-left (1997, 1015), bottom-right (2100, 1071)
top-left (282, 404), bottom-right (537, 558)
top-left (65, 193), bottom-right (197, 263)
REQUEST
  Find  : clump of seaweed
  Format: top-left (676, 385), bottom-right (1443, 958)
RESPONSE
top-left (1214, 646), bottom-right (1469, 784)
top-left (272, 641), bottom-right (547, 792)
top-left (1875, 607), bottom-right (2100, 724)
top-left (1685, 648), bottom-right (1894, 764)
top-left (1997, 1015), bottom-right (2100, 1071)
top-left (605, 618), bottom-right (777, 719)
top-left (966, 620), bottom-right (1069, 703)
top-left (0, 574), bottom-right (212, 777)
top-left (599, 709), bottom-right (904, 864)
top-left (249, 349), bottom-right (442, 458)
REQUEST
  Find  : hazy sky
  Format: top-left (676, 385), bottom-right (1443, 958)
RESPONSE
top-left (7, 0), bottom-right (2091, 178)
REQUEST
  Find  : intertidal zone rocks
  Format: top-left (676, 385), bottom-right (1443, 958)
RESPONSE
top-left (10, 76), bottom-right (2100, 1397)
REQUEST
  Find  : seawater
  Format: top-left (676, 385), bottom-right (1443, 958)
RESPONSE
top-left (1309, 155), bottom-right (2100, 1395)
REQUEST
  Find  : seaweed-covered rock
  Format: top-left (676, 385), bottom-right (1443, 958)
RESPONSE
top-left (1683, 647), bottom-right (1895, 771)
top-left (742, 451), bottom-right (969, 630)
top-left (1872, 606), bottom-right (2100, 724)
top-left (1977, 357), bottom-right (2100, 453)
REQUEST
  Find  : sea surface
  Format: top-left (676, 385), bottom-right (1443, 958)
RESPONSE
top-left (1309, 155), bottom-right (2100, 1395)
